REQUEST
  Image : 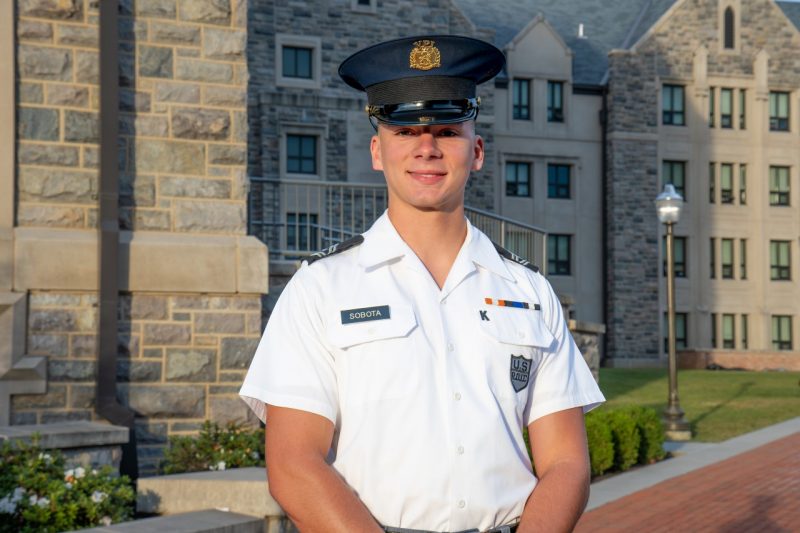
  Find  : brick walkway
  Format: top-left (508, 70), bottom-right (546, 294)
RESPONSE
top-left (575, 433), bottom-right (800, 533)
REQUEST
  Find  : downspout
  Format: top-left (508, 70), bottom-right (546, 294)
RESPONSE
top-left (96, 0), bottom-right (138, 480)
top-left (600, 85), bottom-right (609, 366)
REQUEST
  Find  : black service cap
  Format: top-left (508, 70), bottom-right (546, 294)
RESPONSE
top-left (338, 35), bottom-right (505, 126)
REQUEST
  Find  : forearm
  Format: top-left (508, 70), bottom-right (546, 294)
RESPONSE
top-left (268, 454), bottom-right (382, 533)
top-left (517, 460), bottom-right (590, 533)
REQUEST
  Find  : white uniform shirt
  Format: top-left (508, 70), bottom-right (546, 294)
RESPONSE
top-left (240, 212), bottom-right (605, 532)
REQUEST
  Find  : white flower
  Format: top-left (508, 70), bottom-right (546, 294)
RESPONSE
top-left (250, 451), bottom-right (260, 460)
top-left (100, 516), bottom-right (112, 526)
top-left (91, 469), bottom-right (98, 475)
top-left (216, 461), bottom-right (226, 471)
top-left (29, 495), bottom-right (38, 506)
top-left (11, 488), bottom-right (25, 503)
top-left (91, 491), bottom-right (107, 503)
top-left (38, 452), bottom-right (52, 464)
top-left (74, 466), bottom-right (86, 479)
top-left (64, 468), bottom-right (75, 480)
top-left (0, 495), bottom-right (16, 514)
top-left (36, 497), bottom-right (49, 508)
top-left (65, 482), bottom-right (73, 490)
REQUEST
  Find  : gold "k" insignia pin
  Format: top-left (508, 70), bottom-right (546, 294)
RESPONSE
top-left (409, 40), bottom-right (441, 71)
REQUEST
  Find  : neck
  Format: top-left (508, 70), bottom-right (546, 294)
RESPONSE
top-left (387, 204), bottom-right (468, 289)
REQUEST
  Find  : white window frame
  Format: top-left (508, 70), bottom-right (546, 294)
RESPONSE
top-left (276, 34), bottom-right (322, 90)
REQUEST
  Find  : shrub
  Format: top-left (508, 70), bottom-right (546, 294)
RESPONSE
top-left (0, 437), bottom-right (135, 533)
top-left (585, 411), bottom-right (614, 476)
top-left (625, 406), bottom-right (666, 464)
top-left (160, 421), bottom-right (265, 475)
top-left (604, 410), bottom-right (641, 472)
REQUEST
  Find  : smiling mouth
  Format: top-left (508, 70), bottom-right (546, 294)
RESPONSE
top-left (407, 170), bottom-right (447, 183)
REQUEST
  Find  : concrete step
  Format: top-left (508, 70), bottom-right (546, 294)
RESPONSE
top-left (75, 509), bottom-right (265, 533)
top-left (137, 467), bottom-right (284, 519)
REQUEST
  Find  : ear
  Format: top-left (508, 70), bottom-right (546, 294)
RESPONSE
top-left (471, 134), bottom-right (485, 172)
top-left (370, 134), bottom-right (383, 171)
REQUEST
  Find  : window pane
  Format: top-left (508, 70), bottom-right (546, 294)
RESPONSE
top-left (739, 90), bottom-right (746, 129)
top-left (739, 164), bottom-right (746, 204)
top-left (283, 47), bottom-right (295, 77)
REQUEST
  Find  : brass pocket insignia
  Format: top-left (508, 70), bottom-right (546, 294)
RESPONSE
top-left (409, 40), bottom-right (441, 71)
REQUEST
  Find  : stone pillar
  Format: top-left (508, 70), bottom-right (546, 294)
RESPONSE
top-left (11, 0), bottom-right (268, 476)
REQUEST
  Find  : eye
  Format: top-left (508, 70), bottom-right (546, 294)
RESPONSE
top-left (394, 128), bottom-right (415, 136)
top-left (437, 128), bottom-right (460, 137)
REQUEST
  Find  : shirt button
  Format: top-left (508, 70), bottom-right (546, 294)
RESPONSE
top-left (453, 392), bottom-right (462, 401)
top-left (457, 445), bottom-right (465, 455)
top-left (458, 500), bottom-right (466, 509)
top-left (447, 342), bottom-right (455, 352)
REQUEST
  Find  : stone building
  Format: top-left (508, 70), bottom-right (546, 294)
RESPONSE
top-left (2, 0), bottom-right (268, 475)
top-left (249, 0), bottom-right (800, 367)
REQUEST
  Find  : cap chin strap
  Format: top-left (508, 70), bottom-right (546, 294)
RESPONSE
top-left (366, 97), bottom-right (481, 129)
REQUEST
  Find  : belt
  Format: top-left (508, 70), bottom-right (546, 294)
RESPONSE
top-left (384, 524), bottom-right (518, 533)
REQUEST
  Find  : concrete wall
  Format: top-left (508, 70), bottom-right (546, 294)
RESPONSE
top-left (8, 0), bottom-right (267, 475)
top-left (495, 18), bottom-right (604, 324)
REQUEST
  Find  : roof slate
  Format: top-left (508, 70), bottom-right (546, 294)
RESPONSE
top-left (776, 1), bottom-right (800, 29)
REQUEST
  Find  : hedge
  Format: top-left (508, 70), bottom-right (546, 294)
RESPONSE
top-left (586, 406), bottom-right (667, 477)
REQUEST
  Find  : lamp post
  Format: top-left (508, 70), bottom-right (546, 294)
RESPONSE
top-left (655, 184), bottom-right (692, 440)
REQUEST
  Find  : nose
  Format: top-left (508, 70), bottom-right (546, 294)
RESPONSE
top-left (414, 132), bottom-right (442, 159)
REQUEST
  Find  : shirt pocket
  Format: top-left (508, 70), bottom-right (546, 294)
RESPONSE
top-left (477, 309), bottom-right (556, 403)
top-left (327, 304), bottom-right (421, 404)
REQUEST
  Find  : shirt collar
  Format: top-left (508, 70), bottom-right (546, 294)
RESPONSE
top-left (357, 211), bottom-right (410, 268)
top-left (358, 211), bottom-right (516, 282)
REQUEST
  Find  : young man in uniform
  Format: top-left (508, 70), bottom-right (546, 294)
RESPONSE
top-left (240, 35), bottom-right (605, 533)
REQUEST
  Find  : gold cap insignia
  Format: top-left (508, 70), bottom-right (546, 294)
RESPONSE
top-left (409, 40), bottom-right (441, 71)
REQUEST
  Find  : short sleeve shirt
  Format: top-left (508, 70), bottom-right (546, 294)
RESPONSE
top-left (240, 212), bottom-right (605, 532)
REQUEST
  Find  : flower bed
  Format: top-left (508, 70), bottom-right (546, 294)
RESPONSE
top-left (159, 421), bottom-right (265, 475)
top-left (0, 437), bottom-right (135, 532)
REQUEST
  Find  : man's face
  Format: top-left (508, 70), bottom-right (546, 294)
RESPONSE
top-left (370, 121), bottom-right (484, 214)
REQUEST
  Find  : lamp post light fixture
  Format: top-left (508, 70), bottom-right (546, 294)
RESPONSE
top-left (655, 184), bottom-right (692, 441)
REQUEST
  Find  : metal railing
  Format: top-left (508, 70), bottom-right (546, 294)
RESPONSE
top-left (248, 177), bottom-right (547, 272)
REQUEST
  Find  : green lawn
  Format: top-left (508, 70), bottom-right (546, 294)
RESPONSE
top-left (597, 368), bottom-right (800, 442)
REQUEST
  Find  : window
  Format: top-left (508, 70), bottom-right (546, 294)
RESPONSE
top-left (547, 234), bottom-right (571, 275)
top-left (721, 238), bottom-right (734, 279)
top-left (770, 240), bottom-right (791, 280)
top-left (740, 239), bottom-right (747, 280)
top-left (276, 35), bottom-right (321, 89)
top-left (772, 315), bottom-right (793, 350)
top-left (739, 89), bottom-right (746, 129)
top-left (505, 162), bottom-right (530, 197)
top-left (547, 164), bottom-right (570, 199)
top-left (724, 7), bottom-right (735, 49)
top-left (709, 163), bottom-right (716, 203)
top-left (769, 166), bottom-right (790, 206)
top-left (709, 87), bottom-right (715, 127)
top-left (720, 163), bottom-right (734, 204)
top-left (739, 164), bottom-right (747, 204)
top-left (512, 79), bottom-right (531, 120)
top-left (662, 160), bottom-right (686, 199)
top-left (662, 236), bottom-right (687, 278)
top-left (722, 314), bottom-right (735, 349)
top-left (710, 238), bottom-right (716, 279)
top-left (720, 88), bottom-right (733, 128)
top-left (741, 314), bottom-right (748, 349)
top-left (663, 84), bottom-right (685, 126)
top-left (711, 313), bottom-right (718, 348)
top-left (547, 81), bottom-right (564, 122)
top-left (769, 91), bottom-right (789, 131)
top-left (663, 312), bottom-right (688, 351)
top-left (286, 213), bottom-right (318, 251)
top-left (282, 46), bottom-right (312, 79)
top-left (286, 134), bottom-right (317, 174)
top-left (351, 0), bottom-right (376, 10)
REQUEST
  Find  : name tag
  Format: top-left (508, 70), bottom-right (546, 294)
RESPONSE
top-left (341, 305), bottom-right (391, 325)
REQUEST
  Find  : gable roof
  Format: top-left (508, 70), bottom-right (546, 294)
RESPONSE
top-left (452, 0), bottom-right (676, 86)
top-left (776, 1), bottom-right (800, 29)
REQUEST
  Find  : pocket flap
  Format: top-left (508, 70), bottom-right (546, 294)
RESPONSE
top-left (480, 311), bottom-right (555, 349)
top-left (328, 304), bottom-right (417, 349)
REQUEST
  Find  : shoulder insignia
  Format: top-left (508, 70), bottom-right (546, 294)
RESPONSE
top-left (493, 242), bottom-right (540, 273)
top-left (305, 235), bottom-right (365, 265)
